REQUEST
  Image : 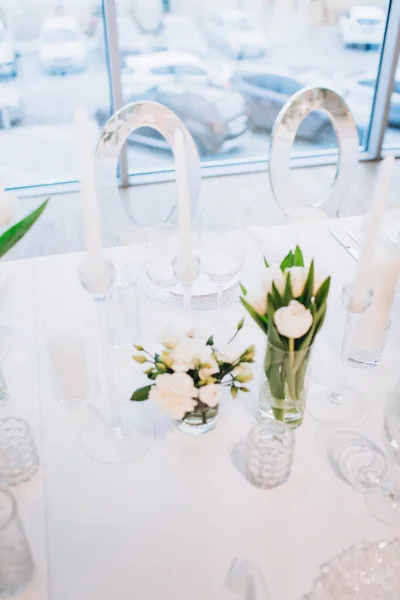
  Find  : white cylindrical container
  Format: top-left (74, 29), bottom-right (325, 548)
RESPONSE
top-left (350, 238), bottom-right (400, 367)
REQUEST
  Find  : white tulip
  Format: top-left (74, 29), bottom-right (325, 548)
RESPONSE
top-left (274, 300), bottom-right (313, 339)
top-left (247, 293), bottom-right (267, 316)
top-left (161, 332), bottom-right (179, 349)
top-left (246, 267), bottom-right (286, 316)
top-left (199, 383), bottom-right (222, 408)
top-left (0, 193), bottom-right (17, 226)
top-left (285, 266), bottom-right (308, 298)
top-left (149, 372), bottom-right (198, 419)
top-left (198, 360), bottom-right (219, 381)
top-left (266, 267), bottom-right (286, 296)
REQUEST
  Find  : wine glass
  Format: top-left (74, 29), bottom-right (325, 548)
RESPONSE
top-left (199, 210), bottom-right (244, 342)
top-left (307, 282), bottom-right (373, 426)
top-left (324, 429), bottom-right (400, 526)
top-left (145, 224), bottom-right (200, 317)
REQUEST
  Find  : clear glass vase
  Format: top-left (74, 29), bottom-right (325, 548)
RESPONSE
top-left (259, 339), bottom-right (312, 428)
top-left (176, 404), bottom-right (219, 435)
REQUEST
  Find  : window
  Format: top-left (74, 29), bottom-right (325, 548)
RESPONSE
top-left (0, 0), bottom-right (398, 192)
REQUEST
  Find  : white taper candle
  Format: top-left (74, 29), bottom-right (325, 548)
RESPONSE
top-left (173, 127), bottom-right (194, 283)
top-left (75, 106), bottom-right (104, 279)
top-left (353, 155), bottom-right (394, 304)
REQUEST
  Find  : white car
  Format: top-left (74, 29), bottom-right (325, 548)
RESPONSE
top-left (0, 25), bottom-right (17, 78)
top-left (122, 51), bottom-right (232, 94)
top-left (39, 16), bottom-right (87, 74)
top-left (338, 5), bottom-right (385, 48)
top-left (0, 82), bottom-right (23, 127)
top-left (163, 16), bottom-right (208, 57)
top-left (205, 10), bottom-right (268, 60)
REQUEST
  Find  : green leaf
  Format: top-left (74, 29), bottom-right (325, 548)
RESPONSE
top-left (239, 386), bottom-right (251, 393)
top-left (271, 281), bottom-right (284, 309)
top-left (280, 250), bottom-right (294, 272)
top-left (267, 295), bottom-right (286, 351)
top-left (239, 283), bottom-right (247, 296)
top-left (299, 260), bottom-right (314, 306)
top-left (294, 245), bottom-right (304, 267)
top-left (315, 276), bottom-right (331, 310)
top-left (206, 335), bottom-right (214, 346)
top-left (0, 199), bottom-right (49, 259)
top-left (263, 256), bottom-right (270, 268)
top-left (240, 297), bottom-right (269, 335)
top-left (130, 385), bottom-right (153, 401)
top-left (283, 272), bottom-right (293, 305)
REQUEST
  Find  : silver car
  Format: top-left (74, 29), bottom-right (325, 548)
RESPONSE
top-left (205, 10), bottom-right (268, 60)
top-left (0, 82), bottom-right (23, 127)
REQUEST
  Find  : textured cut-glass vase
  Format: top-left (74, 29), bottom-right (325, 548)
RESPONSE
top-left (259, 339), bottom-right (312, 428)
top-left (176, 404), bottom-right (218, 435)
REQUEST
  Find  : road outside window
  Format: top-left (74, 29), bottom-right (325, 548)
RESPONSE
top-left (0, 0), bottom-right (392, 189)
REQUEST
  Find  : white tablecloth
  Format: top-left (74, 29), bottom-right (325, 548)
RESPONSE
top-left (1, 217), bottom-right (400, 600)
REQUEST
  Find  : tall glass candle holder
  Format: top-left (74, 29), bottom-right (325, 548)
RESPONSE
top-left (78, 258), bottom-right (154, 464)
top-left (308, 282), bottom-right (373, 426)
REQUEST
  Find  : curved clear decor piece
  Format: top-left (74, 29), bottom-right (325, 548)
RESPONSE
top-left (269, 87), bottom-right (359, 219)
top-left (95, 101), bottom-right (201, 226)
top-left (302, 539), bottom-right (400, 599)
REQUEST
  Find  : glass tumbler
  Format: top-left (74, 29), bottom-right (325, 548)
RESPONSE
top-left (44, 311), bottom-right (98, 405)
top-left (245, 420), bottom-right (295, 489)
top-left (108, 267), bottom-right (139, 350)
top-left (0, 418), bottom-right (39, 487)
top-left (0, 489), bottom-right (34, 596)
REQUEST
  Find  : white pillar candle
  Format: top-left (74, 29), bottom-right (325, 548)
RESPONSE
top-left (173, 128), bottom-right (194, 284)
top-left (48, 334), bottom-right (91, 402)
top-left (75, 106), bottom-right (104, 279)
top-left (354, 241), bottom-right (400, 349)
top-left (353, 156), bottom-right (394, 304)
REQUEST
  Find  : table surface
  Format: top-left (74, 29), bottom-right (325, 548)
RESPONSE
top-left (1, 216), bottom-right (400, 600)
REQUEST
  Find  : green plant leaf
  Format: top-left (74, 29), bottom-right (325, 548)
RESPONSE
top-left (206, 335), bottom-right (214, 346)
top-left (239, 283), bottom-right (247, 296)
top-left (0, 199), bottom-right (49, 259)
top-left (240, 297), bottom-right (269, 334)
top-left (283, 271), bottom-right (293, 305)
top-left (267, 295), bottom-right (286, 350)
top-left (299, 260), bottom-right (314, 306)
top-left (314, 276), bottom-right (331, 310)
top-left (294, 245), bottom-right (304, 267)
top-left (271, 281), bottom-right (284, 309)
top-left (263, 256), bottom-right (270, 268)
top-left (280, 250), bottom-right (294, 272)
top-left (130, 385), bottom-right (153, 401)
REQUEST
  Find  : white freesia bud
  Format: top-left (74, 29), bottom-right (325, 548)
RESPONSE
top-left (198, 360), bottom-right (219, 381)
top-left (161, 332), bottom-right (179, 349)
top-left (199, 383), bottom-right (222, 408)
top-left (148, 372), bottom-right (198, 419)
top-left (285, 266), bottom-right (308, 298)
top-left (233, 364), bottom-right (253, 383)
top-left (274, 300), bottom-right (313, 339)
top-left (0, 192), bottom-right (17, 226)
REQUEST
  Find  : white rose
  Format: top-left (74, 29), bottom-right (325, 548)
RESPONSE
top-left (149, 372), bottom-right (198, 419)
top-left (0, 193), bottom-right (17, 226)
top-left (171, 339), bottom-right (213, 372)
top-left (199, 383), bottom-right (222, 408)
top-left (198, 360), bottom-right (219, 381)
top-left (161, 333), bottom-right (179, 349)
top-left (285, 266), bottom-right (308, 298)
top-left (274, 300), bottom-right (313, 339)
top-left (232, 364), bottom-right (253, 383)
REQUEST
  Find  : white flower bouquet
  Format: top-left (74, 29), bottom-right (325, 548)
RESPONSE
top-left (131, 322), bottom-right (255, 434)
top-left (240, 246), bottom-right (330, 427)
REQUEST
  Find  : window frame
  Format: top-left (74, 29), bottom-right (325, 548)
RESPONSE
top-left (5, 0), bottom-right (400, 196)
